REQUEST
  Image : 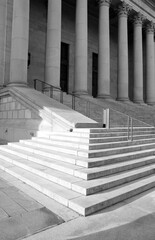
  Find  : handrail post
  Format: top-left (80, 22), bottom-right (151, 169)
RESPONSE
top-left (50, 86), bottom-right (53, 98)
top-left (86, 101), bottom-right (90, 118)
top-left (103, 108), bottom-right (110, 129)
top-left (34, 79), bottom-right (36, 90)
top-left (42, 81), bottom-right (44, 93)
top-left (127, 116), bottom-right (130, 140)
top-left (131, 118), bottom-right (133, 141)
top-left (72, 95), bottom-right (75, 110)
top-left (60, 90), bottom-right (63, 103)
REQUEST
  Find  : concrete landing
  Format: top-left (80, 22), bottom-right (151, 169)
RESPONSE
top-left (25, 188), bottom-right (155, 240)
top-left (0, 174), bottom-right (65, 240)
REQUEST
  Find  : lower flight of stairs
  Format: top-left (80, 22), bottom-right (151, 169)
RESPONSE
top-left (0, 127), bottom-right (155, 216)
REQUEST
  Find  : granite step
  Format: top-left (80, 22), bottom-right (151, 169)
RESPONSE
top-left (37, 130), bottom-right (155, 139)
top-left (0, 159), bottom-right (155, 216)
top-left (0, 161), bottom-right (81, 208)
top-left (72, 127), bottom-right (155, 133)
top-left (0, 146), bottom-right (82, 174)
top-left (36, 133), bottom-right (155, 144)
top-left (8, 141), bottom-right (155, 159)
top-left (0, 151), bottom-right (154, 196)
top-left (74, 156), bottom-right (155, 180)
top-left (69, 175), bottom-right (155, 216)
top-left (0, 158), bottom-right (155, 216)
top-left (1, 144), bottom-right (155, 169)
top-left (29, 137), bottom-right (155, 151)
top-left (72, 164), bottom-right (155, 195)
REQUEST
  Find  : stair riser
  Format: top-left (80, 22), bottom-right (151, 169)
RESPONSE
top-left (73, 128), bottom-right (155, 133)
top-left (49, 131), bottom-right (155, 138)
top-left (83, 144), bottom-right (155, 158)
top-left (18, 141), bottom-right (78, 155)
top-left (31, 138), bottom-right (155, 151)
top-left (0, 156), bottom-right (76, 189)
top-left (9, 141), bottom-right (155, 159)
top-left (37, 132), bottom-right (155, 143)
top-left (0, 156), bottom-right (154, 200)
top-left (75, 159), bottom-right (155, 180)
top-left (85, 151), bottom-right (155, 168)
top-left (72, 169), bottom-right (155, 195)
top-left (1, 146), bottom-right (77, 166)
top-left (69, 181), bottom-right (155, 216)
top-left (88, 138), bottom-right (155, 150)
top-left (35, 134), bottom-right (155, 145)
top-left (0, 153), bottom-right (77, 176)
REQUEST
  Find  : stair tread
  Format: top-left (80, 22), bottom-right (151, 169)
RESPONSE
top-left (0, 151), bottom-right (81, 183)
top-left (69, 175), bottom-right (155, 214)
top-left (74, 164), bottom-right (155, 189)
top-left (8, 140), bottom-right (155, 154)
top-left (76, 156), bottom-right (155, 174)
top-left (31, 137), bottom-right (155, 148)
top-left (0, 146), bottom-right (82, 170)
top-left (1, 144), bottom-right (155, 166)
top-left (0, 162), bottom-right (81, 201)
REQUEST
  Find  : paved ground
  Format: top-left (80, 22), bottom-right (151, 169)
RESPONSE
top-left (0, 170), bottom-right (155, 240)
top-left (25, 188), bottom-right (155, 240)
top-left (0, 173), bottom-right (65, 240)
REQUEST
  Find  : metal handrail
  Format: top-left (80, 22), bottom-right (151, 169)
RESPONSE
top-left (33, 79), bottom-right (154, 141)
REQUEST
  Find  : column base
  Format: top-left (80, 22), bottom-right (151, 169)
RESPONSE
top-left (133, 99), bottom-right (144, 105)
top-left (7, 82), bottom-right (27, 87)
top-left (146, 101), bottom-right (155, 106)
top-left (73, 90), bottom-right (88, 95)
top-left (116, 97), bottom-right (130, 102)
top-left (97, 94), bottom-right (112, 100)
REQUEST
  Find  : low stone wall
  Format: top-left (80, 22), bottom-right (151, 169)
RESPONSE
top-left (0, 94), bottom-right (42, 142)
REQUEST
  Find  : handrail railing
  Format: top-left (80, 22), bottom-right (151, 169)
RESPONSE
top-left (33, 79), bottom-right (154, 141)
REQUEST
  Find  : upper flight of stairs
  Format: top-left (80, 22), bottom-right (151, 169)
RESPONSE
top-left (0, 127), bottom-right (155, 216)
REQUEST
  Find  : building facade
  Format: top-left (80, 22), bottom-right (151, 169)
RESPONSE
top-left (1, 0), bottom-right (155, 103)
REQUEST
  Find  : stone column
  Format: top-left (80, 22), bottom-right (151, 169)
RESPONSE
top-left (74, 0), bottom-right (88, 94)
top-left (9, 0), bottom-right (30, 86)
top-left (97, 0), bottom-right (111, 99)
top-left (133, 13), bottom-right (144, 103)
top-left (45, 0), bottom-right (61, 88)
top-left (0, 0), bottom-right (7, 88)
top-left (117, 2), bottom-right (130, 101)
top-left (146, 22), bottom-right (155, 105)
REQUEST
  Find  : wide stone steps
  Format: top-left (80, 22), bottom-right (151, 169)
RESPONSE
top-left (70, 175), bottom-right (155, 215)
top-left (0, 157), bottom-right (155, 216)
top-left (7, 140), bottom-right (155, 159)
top-left (29, 137), bottom-right (155, 151)
top-left (37, 129), bottom-right (155, 139)
top-left (0, 126), bottom-right (155, 216)
top-left (0, 151), bottom-right (154, 197)
top-left (36, 132), bottom-right (155, 143)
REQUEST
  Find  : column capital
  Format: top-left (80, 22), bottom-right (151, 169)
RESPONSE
top-left (118, 1), bottom-right (132, 17)
top-left (146, 21), bottom-right (155, 34)
top-left (97, 0), bottom-right (111, 7)
top-left (133, 12), bottom-right (145, 26)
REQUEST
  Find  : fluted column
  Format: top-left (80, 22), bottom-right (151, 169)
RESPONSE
top-left (0, 0), bottom-right (7, 88)
top-left (133, 13), bottom-right (144, 103)
top-left (146, 22), bottom-right (155, 105)
top-left (117, 2), bottom-right (130, 101)
top-left (45, 0), bottom-right (61, 88)
top-left (74, 0), bottom-right (88, 94)
top-left (9, 0), bottom-right (30, 86)
top-left (97, 0), bottom-right (111, 99)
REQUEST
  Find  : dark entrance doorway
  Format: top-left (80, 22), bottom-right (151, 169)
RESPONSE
top-left (92, 53), bottom-right (98, 98)
top-left (60, 42), bottom-right (69, 93)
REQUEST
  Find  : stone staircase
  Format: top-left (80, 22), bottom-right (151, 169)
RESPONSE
top-left (0, 127), bottom-right (155, 216)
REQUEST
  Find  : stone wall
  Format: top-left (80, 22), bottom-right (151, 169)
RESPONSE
top-left (0, 94), bottom-right (42, 142)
